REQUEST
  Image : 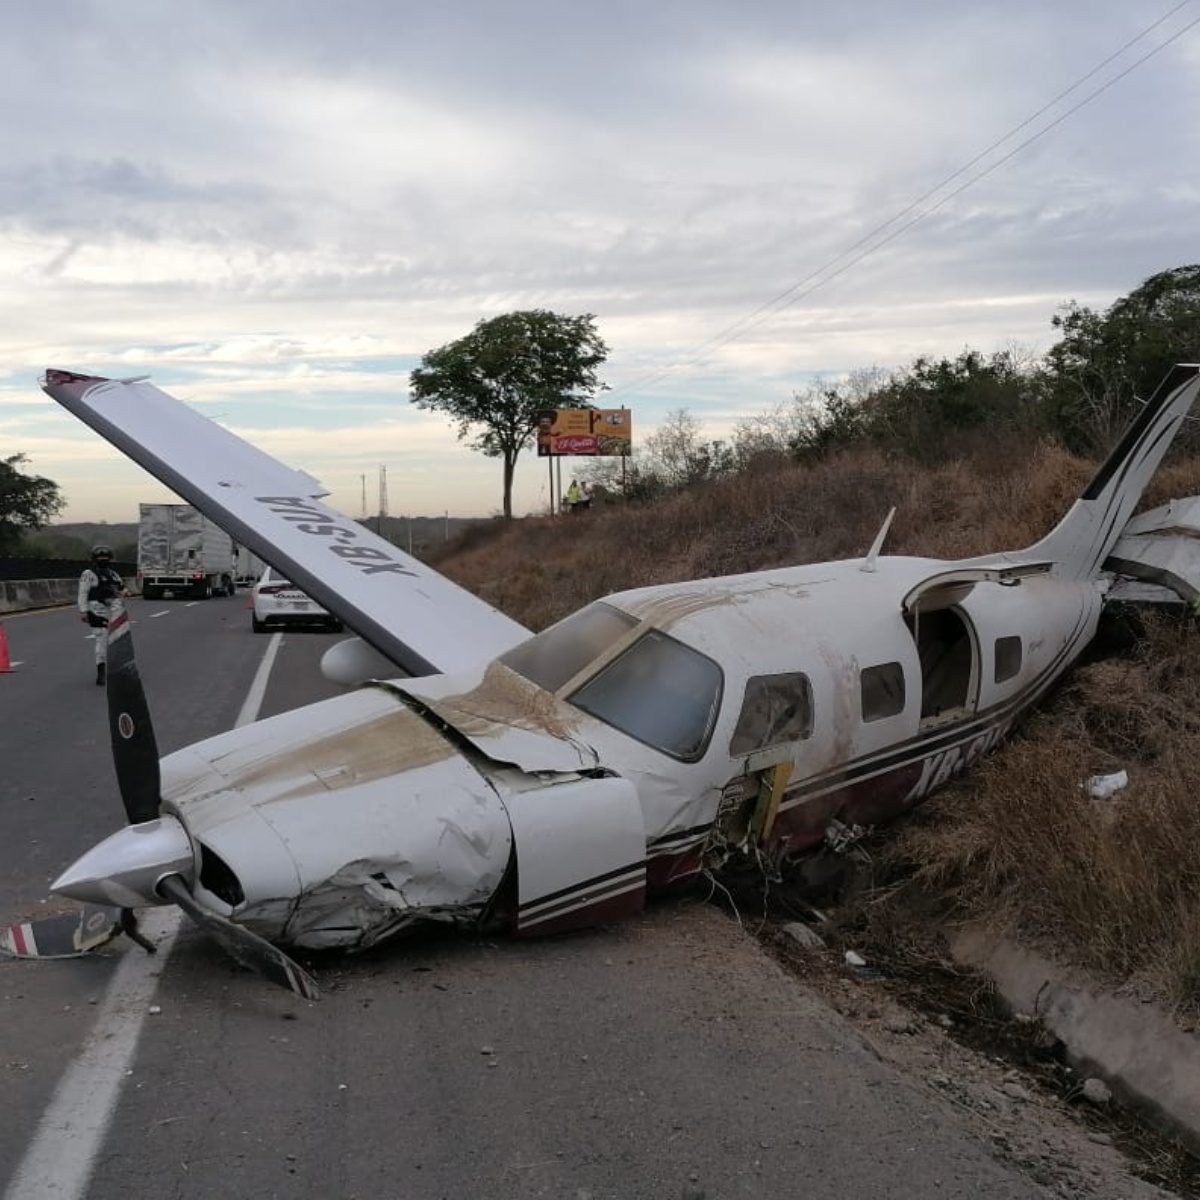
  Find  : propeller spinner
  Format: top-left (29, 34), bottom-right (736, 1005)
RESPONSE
top-left (52, 601), bottom-right (319, 1000)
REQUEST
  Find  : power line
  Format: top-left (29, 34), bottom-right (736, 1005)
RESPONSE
top-left (609, 2), bottom-right (1200, 400)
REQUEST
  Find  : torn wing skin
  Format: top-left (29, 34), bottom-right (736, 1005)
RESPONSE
top-left (39, 370), bottom-right (530, 677)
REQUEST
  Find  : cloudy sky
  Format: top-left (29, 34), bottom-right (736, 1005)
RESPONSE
top-left (3, 1), bottom-right (1198, 523)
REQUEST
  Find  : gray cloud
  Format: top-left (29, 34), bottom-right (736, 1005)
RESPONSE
top-left (3, 1), bottom-right (1198, 518)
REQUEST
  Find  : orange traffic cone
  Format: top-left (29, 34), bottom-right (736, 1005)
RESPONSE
top-left (0, 622), bottom-right (12, 673)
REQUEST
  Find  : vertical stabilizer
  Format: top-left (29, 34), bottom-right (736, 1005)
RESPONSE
top-left (1027, 364), bottom-right (1200, 579)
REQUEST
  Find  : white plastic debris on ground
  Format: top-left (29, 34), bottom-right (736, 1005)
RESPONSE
top-left (1085, 770), bottom-right (1129, 800)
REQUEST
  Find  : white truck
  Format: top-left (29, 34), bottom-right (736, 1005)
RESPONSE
top-left (234, 544), bottom-right (267, 589)
top-left (137, 503), bottom-right (236, 599)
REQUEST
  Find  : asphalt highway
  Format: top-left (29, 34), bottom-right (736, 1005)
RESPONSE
top-left (0, 596), bottom-right (1056, 1199)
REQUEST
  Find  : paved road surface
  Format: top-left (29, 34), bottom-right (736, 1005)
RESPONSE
top-left (1, 596), bottom-right (1062, 1198)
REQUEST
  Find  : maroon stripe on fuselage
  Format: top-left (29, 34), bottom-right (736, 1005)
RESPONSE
top-left (646, 845), bottom-right (705, 891)
top-left (768, 711), bottom-right (1015, 853)
top-left (513, 889), bottom-right (646, 938)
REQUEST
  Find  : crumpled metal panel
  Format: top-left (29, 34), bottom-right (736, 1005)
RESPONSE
top-left (1119, 496), bottom-right (1200, 539)
top-left (1105, 578), bottom-right (1185, 606)
top-left (399, 662), bottom-right (600, 774)
top-left (260, 755), bottom-right (512, 949)
top-left (1107, 496), bottom-right (1200, 604)
top-left (160, 684), bottom-right (513, 948)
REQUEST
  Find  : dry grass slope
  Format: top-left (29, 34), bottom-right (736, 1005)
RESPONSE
top-left (435, 435), bottom-right (1129, 630)
top-left (884, 616), bottom-right (1200, 1010)
top-left (432, 438), bottom-right (1200, 1009)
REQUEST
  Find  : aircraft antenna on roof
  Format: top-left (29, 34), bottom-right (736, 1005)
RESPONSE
top-left (860, 507), bottom-right (896, 573)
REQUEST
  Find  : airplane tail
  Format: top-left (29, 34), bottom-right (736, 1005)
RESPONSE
top-left (1025, 364), bottom-right (1200, 579)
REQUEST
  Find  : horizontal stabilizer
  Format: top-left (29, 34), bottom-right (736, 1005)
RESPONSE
top-left (41, 371), bottom-right (531, 677)
top-left (1106, 496), bottom-right (1200, 606)
top-left (1105, 578), bottom-right (1187, 607)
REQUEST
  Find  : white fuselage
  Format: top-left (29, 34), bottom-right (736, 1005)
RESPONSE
top-left (134, 553), bottom-right (1102, 948)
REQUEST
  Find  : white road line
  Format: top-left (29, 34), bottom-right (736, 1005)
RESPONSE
top-left (3, 632), bottom-right (284, 1200)
top-left (184, 602), bottom-right (198, 608)
top-left (236, 632), bottom-right (282, 727)
top-left (2, 909), bottom-right (180, 1200)
top-left (148, 610), bottom-right (170, 619)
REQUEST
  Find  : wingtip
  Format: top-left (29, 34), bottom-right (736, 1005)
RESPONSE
top-left (40, 368), bottom-right (112, 396)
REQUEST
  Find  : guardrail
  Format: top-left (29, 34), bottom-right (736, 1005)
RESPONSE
top-left (0, 558), bottom-right (138, 614)
top-left (0, 578), bottom-right (79, 614)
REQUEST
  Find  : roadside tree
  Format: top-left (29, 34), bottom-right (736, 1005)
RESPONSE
top-left (0, 453), bottom-right (64, 553)
top-left (642, 408), bottom-right (735, 489)
top-left (410, 310), bottom-right (609, 518)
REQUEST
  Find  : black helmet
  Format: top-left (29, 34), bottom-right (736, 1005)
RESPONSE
top-left (91, 545), bottom-right (113, 561)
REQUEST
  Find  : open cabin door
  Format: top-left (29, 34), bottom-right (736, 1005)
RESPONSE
top-left (901, 565), bottom-right (1049, 728)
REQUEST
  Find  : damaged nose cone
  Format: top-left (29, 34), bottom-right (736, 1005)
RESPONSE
top-left (52, 816), bottom-right (194, 908)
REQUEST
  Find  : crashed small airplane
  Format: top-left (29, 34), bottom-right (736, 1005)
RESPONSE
top-left (19, 363), bottom-right (1200, 999)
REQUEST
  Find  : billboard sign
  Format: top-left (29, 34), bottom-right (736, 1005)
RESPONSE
top-left (537, 408), bottom-right (632, 457)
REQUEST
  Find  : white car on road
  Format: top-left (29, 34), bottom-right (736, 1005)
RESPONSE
top-left (250, 566), bottom-right (343, 633)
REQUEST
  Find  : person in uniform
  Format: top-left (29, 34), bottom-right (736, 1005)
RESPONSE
top-left (78, 545), bottom-right (126, 685)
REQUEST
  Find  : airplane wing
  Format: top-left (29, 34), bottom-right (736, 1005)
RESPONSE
top-left (41, 370), bottom-right (532, 677)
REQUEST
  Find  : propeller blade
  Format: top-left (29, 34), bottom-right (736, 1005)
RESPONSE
top-left (157, 875), bottom-right (319, 1000)
top-left (105, 603), bottom-right (161, 825)
top-left (2, 905), bottom-right (122, 959)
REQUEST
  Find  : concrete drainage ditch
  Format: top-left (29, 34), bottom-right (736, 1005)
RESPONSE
top-left (752, 906), bottom-right (1200, 1197)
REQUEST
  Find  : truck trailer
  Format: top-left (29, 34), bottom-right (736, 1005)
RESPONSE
top-left (137, 503), bottom-right (236, 599)
top-left (234, 544), bottom-right (267, 589)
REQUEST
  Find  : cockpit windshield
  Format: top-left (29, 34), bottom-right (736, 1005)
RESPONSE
top-left (568, 629), bottom-right (723, 762)
top-left (499, 601), bottom-right (639, 693)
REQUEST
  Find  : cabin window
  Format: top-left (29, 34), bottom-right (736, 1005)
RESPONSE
top-left (730, 673), bottom-right (814, 756)
top-left (861, 661), bottom-right (905, 722)
top-left (569, 629), bottom-right (723, 762)
top-left (501, 601), bottom-right (638, 692)
top-left (994, 635), bottom-right (1022, 684)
